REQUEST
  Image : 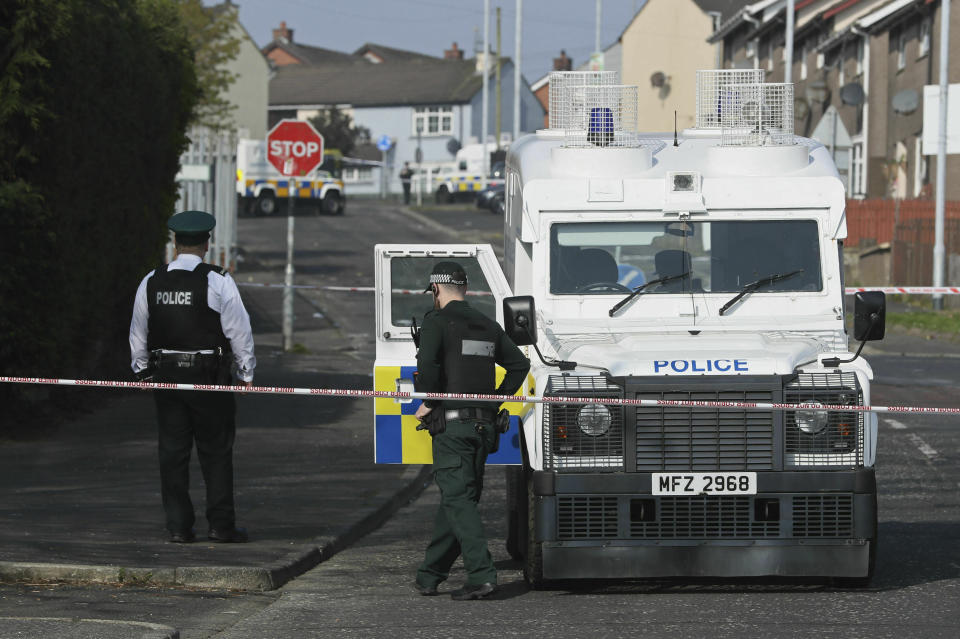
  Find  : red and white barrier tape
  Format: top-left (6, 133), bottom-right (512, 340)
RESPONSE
top-left (238, 282), bottom-right (960, 296)
top-left (2, 376), bottom-right (958, 416)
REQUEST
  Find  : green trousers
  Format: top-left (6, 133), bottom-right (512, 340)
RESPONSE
top-left (416, 417), bottom-right (498, 588)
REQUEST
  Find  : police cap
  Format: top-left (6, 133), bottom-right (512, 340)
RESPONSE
top-left (425, 261), bottom-right (468, 291)
top-left (168, 210), bottom-right (215, 245)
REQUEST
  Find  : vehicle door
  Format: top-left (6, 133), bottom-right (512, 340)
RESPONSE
top-left (373, 244), bottom-right (528, 465)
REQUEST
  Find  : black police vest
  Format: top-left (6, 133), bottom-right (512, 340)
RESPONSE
top-left (146, 263), bottom-right (229, 352)
top-left (440, 309), bottom-right (499, 395)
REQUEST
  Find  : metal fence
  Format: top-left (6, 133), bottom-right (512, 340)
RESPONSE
top-left (892, 218), bottom-right (960, 286)
top-left (171, 126), bottom-right (238, 270)
top-left (845, 199), bottom-right (960, 249)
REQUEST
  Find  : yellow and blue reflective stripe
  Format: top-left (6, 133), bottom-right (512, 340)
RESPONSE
top-left (373, 364), bottom-right (531, 464)
top-left (243, 178), bottom-right (338, 198)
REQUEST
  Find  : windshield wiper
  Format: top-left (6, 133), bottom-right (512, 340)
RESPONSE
top-left (608, 271), bottom-right (690, 317)
top-left (718, 269), bottom-right (804, 316)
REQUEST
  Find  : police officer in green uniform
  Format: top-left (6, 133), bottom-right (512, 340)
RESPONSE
top-left (129, 211), bottom-right (256, 544)
top-left (413, 262), bottom-right (530, 600)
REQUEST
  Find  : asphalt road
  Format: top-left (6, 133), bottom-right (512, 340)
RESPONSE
top-left (2, 199), bottom-right (958, 638)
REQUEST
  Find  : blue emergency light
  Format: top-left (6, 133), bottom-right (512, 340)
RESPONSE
top-left (587, 107), bottom-right (614, 147)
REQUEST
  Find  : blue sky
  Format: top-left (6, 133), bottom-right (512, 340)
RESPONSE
top-left (220, 0), bottom-right (647, 81)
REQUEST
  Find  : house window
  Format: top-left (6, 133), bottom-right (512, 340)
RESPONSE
top-left (767, 39), bottom-right (775, 71)
top-left (800, 42), bottom-right (808, 80)
top-left (919, 19), bottom-right (931, 58)
top-left (850, 139), bottom-right (866, 197)
top-left (342, 166), bottom-right (374, 183)
top-left (897, 31), bottom-right (906, 70)
top-left (746, 38), bottom-right (758, 67)
top-left (412, 106), bottom-right (453, 136)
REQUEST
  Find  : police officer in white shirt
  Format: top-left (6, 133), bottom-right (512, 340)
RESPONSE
top-left (129, 210), bottom-right (255, 544)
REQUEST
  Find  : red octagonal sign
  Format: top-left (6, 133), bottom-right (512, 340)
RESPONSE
top-left (266, 119), bottom-right (325, 176)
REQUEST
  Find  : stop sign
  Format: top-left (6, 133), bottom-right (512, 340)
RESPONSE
top-left (266, 119), bottom-right (325, 176)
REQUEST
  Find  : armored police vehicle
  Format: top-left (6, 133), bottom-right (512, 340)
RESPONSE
top-left (372, 69), bottom-right (885, 587)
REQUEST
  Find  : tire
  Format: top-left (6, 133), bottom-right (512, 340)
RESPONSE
top-left (505, 465), bottom-right (527, 561)
top-left (524, 473), bottom-right (547, 589)
top-left (255, 192), bottom-right (276, 216)
top-left (322, 192), bottom-right (343, 215)
top-left (435, 185), bottom-right (452, 204)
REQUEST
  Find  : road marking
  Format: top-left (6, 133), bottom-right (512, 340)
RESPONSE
top-left (906, 432), bottom-right (939, 460)
top-left (884, 418), bottom-right (908, 430)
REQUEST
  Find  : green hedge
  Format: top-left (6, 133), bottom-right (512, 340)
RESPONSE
top-left (0, 0), bottom-right (200, 430)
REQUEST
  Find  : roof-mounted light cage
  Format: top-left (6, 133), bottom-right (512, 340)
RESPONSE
top-left (695, 69), bottom-right (766, 129)
top-left (560, 84), bottom-right (644, 149)
top-left (548, 70), bottom-right (618, 130)
top-left (720, 82), bottom-right (795, 147)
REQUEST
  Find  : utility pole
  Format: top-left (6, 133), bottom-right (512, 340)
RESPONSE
top-left (933, 0), bottom-right (951, 310)
top-left (482, 0), bottom-right (490, 178)
top-left (495, 6), bottom-right (502, 152)
top-left (595, 0), bottom-right (602, 54)
top-left (513, 0), bottom-right (522, 142)
top-left (785, 0), bottom-right (794, 84)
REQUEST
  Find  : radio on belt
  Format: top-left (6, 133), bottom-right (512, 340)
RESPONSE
top-left (372, 69), bottom-right (886, 587)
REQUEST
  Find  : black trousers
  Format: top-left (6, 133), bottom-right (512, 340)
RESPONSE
top-left (153, 389), bottom-right (237, 533)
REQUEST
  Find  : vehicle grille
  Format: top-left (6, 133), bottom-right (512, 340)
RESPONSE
top-left (792, 495), bottom-right (854, 537)
top-left (557, 496), bottom-right (619, 539)
top-left (630, 496), bottom-right (780, 538)
top-left (555, 494), bottom-right (855, 540)
top-left (635, 390), bottom-right (775, 471)
top-left (784, 373), bottom-right (863, 467)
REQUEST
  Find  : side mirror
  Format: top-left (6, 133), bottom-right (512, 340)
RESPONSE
top-left (503, 296), bottom-right (537, 346)
top-left (853, 291), bottom-right (885, 341)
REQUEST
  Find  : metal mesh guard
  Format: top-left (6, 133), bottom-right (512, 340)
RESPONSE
top-left (784, 372), bottom-right (863, 467)
top-left (720, 82), bottom-right (795, 147)
top-left (548, 70), bottom-right (617, 130)
top-left (695, 69), bottom-right (766, 128)
top-left (544, 375), bottom-right (624, 472)
top-left (560, 85), bottom-right (642, 149)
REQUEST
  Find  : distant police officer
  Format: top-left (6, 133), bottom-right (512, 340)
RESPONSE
top-left (129, 211), bottom-right (255, 544)
top-left (413, 262), bottom-right (530, 600)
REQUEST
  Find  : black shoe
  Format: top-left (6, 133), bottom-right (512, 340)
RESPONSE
top-left (207, 527), bottom-right (248, 543)
top-left (450, 582), bottom-right (496, 600)
top-left (415, 582), bottom-right (439, 596)
top-left (168, 529), bottom-right (196, 543)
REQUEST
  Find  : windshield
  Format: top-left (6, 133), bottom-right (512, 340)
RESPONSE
top-left (550, 220), bottom-right (822, 295)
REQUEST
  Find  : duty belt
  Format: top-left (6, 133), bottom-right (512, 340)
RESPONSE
top-left (150, 349), bottom-right (222, 369)
top-left (444, 406), bottom-right (495, 422)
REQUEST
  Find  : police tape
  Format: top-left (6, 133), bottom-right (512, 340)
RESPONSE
top-left (2, 376), bottom-right (958, 416)
top-left (238, 282), bottom-right (960, 296)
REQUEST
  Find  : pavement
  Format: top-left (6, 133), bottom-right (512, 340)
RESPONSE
top-left (0, 208), bottom-right (443, 639)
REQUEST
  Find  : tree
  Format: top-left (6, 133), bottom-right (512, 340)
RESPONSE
top-left (308, 106), bottom-right (371, 156)
top-left (173, 0), bottom-right (242, 129)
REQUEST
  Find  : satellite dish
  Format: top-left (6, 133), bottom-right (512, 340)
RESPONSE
top-left (446, 138), bottom-right (461, 155)
top-left (892, 88), bottom-right (919, 115)
top-left (650, 71), bottom-right (665, 88)
top-left (840, 82), bottom-right (865, 106)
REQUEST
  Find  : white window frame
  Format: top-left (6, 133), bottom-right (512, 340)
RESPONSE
top-left (919, 19), bottom-right (931, 58)
top-left (914, 136), bottom-right (927, 197)
top-left (800, 42), bottom-right (808, 80)
top-left (897, 31), bottom-right (907, 70)
top-left (856, 38), bottom-right (865, 77)
top-left (412, 106), bottom-right (454, 136)
top-left (850, 137), bottom-right (866, 198)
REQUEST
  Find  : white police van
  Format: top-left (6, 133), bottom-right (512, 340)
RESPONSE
top-left (372, 70), bottom-right (885, 587)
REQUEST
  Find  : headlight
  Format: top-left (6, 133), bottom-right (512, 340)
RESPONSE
top-left (795, 402), bottom-right (829, 434)
top-left (577, 404), bottom-right (611, 437)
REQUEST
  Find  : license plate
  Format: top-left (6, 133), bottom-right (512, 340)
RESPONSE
top-left (652, 472), bottom-right (757, 495)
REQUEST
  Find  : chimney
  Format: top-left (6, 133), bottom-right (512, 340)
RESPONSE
top-left (444, 42), bottom-right (464, 60)
top-left (553, 50), bottom-right (572, 71)
top-left (272, 21), bottom-right (293, 44)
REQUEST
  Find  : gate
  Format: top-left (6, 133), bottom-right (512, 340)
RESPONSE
top-left (171, 126), bottom-right (237, 270)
